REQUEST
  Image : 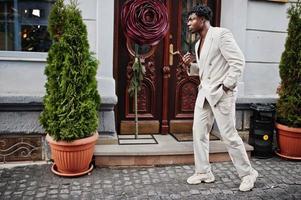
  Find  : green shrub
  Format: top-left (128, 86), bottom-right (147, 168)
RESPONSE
top-left (277, 0), bottom-right (301, 127)
top-left (40, 0), bottom-right (100, 141)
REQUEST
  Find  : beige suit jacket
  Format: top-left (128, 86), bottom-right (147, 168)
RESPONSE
top-left (188, 26), bottom-right (245, 108)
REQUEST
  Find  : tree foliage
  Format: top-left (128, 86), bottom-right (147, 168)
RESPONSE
top-left (40, 0), bottom-right (100, 141)
top-left (277, 1), bottom-right (301, 127)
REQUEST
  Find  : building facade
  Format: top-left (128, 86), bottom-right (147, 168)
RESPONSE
top-left (0, 0), bottom-right (292, 162)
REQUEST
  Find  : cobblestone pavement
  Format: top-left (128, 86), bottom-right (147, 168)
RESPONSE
top-left (0, 157), bottom-right (300, 200)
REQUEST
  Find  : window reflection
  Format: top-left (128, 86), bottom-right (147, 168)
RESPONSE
top-left (0, 0), bottom-right (55, 52)
top-left (182, 0), bottom-right (203, 54)
top-left (181, 0), bottom-right (216, 55)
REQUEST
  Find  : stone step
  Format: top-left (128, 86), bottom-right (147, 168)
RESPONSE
top-left (94, 134), bottom-right (253, 167)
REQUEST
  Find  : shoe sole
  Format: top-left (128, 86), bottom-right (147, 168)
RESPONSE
top-left (187, 178), bottom-right (215, 185)
top-left (204, 178), bottom-right (215, 183)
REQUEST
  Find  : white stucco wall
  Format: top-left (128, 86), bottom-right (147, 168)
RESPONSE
top-left (221, 0), bottom-right (292, 103)
top-left (79, 0), bottom-right (117, 104)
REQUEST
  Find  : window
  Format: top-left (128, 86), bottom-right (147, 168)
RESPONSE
top-left (0, 0), bottom-right (55, 52)
top-left (181, 0), bottom-right (219, 54)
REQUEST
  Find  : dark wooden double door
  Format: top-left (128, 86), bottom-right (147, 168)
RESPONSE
top-left (114, 0), bottom-right (221, 134)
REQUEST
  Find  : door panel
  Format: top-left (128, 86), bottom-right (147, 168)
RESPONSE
top-left (169, 0), bottom-right (220, 133)
top-left (114, 0), bottom-right (164, 134)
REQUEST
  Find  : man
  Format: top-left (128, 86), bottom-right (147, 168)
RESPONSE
top-left (182, 4), bottom-right (258, 192)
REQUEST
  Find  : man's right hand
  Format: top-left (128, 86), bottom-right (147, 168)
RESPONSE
top-left (182, 52), bottom-right (195, 66)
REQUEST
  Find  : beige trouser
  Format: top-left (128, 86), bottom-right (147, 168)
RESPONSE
top-left (192, 90), bottom-right (252, 178)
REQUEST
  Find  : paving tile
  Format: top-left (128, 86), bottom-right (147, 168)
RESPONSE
top-left (0, 157), bottom-right (300, 199)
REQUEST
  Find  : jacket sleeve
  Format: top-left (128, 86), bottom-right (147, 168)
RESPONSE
top-left (219, 29), bottom-right (245, 89)
top-left (187, 63), bottom-right (199, 76)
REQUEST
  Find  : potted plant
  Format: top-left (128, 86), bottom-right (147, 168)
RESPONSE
top-left (276, 0), bottom-right (301, 160)
top-left (40, 0), bottom-right (101, 176)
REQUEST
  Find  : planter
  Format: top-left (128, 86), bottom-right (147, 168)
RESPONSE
top-left (275, 123), bottom-right (301, 160)
top-left (46, 132), bottom-right (99, 176)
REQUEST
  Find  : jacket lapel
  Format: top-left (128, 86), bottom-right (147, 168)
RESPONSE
top-left (195, 40), bottom-right (200, 65)
top-left (199, 26), bottom-right (213, 68)
top-left (195, 26), bottom-right (213, 78)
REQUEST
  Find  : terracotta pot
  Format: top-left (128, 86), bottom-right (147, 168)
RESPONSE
top-left (46, 132), bottom-right (98, 176)
top-left (276, 123), bottom-right (301, 160)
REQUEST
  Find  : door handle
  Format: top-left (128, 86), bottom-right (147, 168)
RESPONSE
top-left (169, 43), bottom-right (174, 66)
top-left (169, 44), bottom-right (183, 66)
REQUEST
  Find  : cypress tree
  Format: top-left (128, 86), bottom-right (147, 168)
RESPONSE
top-left (40, 0), bottom-right (100, 141)
top-left (277, 1), bottom-right (301, 127)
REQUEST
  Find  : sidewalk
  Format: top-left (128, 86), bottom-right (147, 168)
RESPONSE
top-left (0, 157), bottom-right (300, 200)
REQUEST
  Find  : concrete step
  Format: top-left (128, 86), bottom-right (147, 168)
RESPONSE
top-left (94, 134), bottom-right (253, 167)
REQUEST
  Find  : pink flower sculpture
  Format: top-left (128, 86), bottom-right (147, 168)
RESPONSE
top-left (121, 0), bottom-right (169, 46)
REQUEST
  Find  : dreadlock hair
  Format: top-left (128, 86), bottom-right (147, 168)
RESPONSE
top-left (187, 4), bottom-right (213, 21)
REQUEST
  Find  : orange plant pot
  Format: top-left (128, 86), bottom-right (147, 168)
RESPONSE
top-left (46, 132), bottom-right (98, 176)
top-left (276, 123), bottom-right (301, 160)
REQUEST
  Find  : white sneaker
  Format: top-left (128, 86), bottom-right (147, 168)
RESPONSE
top-left (187, 171), bottom-right (215, 184)
top-left (239, 169), bottom-right (258, 192)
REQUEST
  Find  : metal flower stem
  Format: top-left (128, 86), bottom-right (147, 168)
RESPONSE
top-left (134, 84), bottom-right (138, 139)
top-left (134, 44), bottom-right (139, 139)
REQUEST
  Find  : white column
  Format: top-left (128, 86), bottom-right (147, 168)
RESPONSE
top-left (97, 0), bottom-right (117, 104)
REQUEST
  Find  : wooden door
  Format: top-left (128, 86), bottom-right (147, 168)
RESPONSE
top-left (113, 0), bottom-right (221, 134)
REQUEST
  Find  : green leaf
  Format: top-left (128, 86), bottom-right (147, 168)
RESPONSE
top-left (277, 0), bottom-right (301, 127)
